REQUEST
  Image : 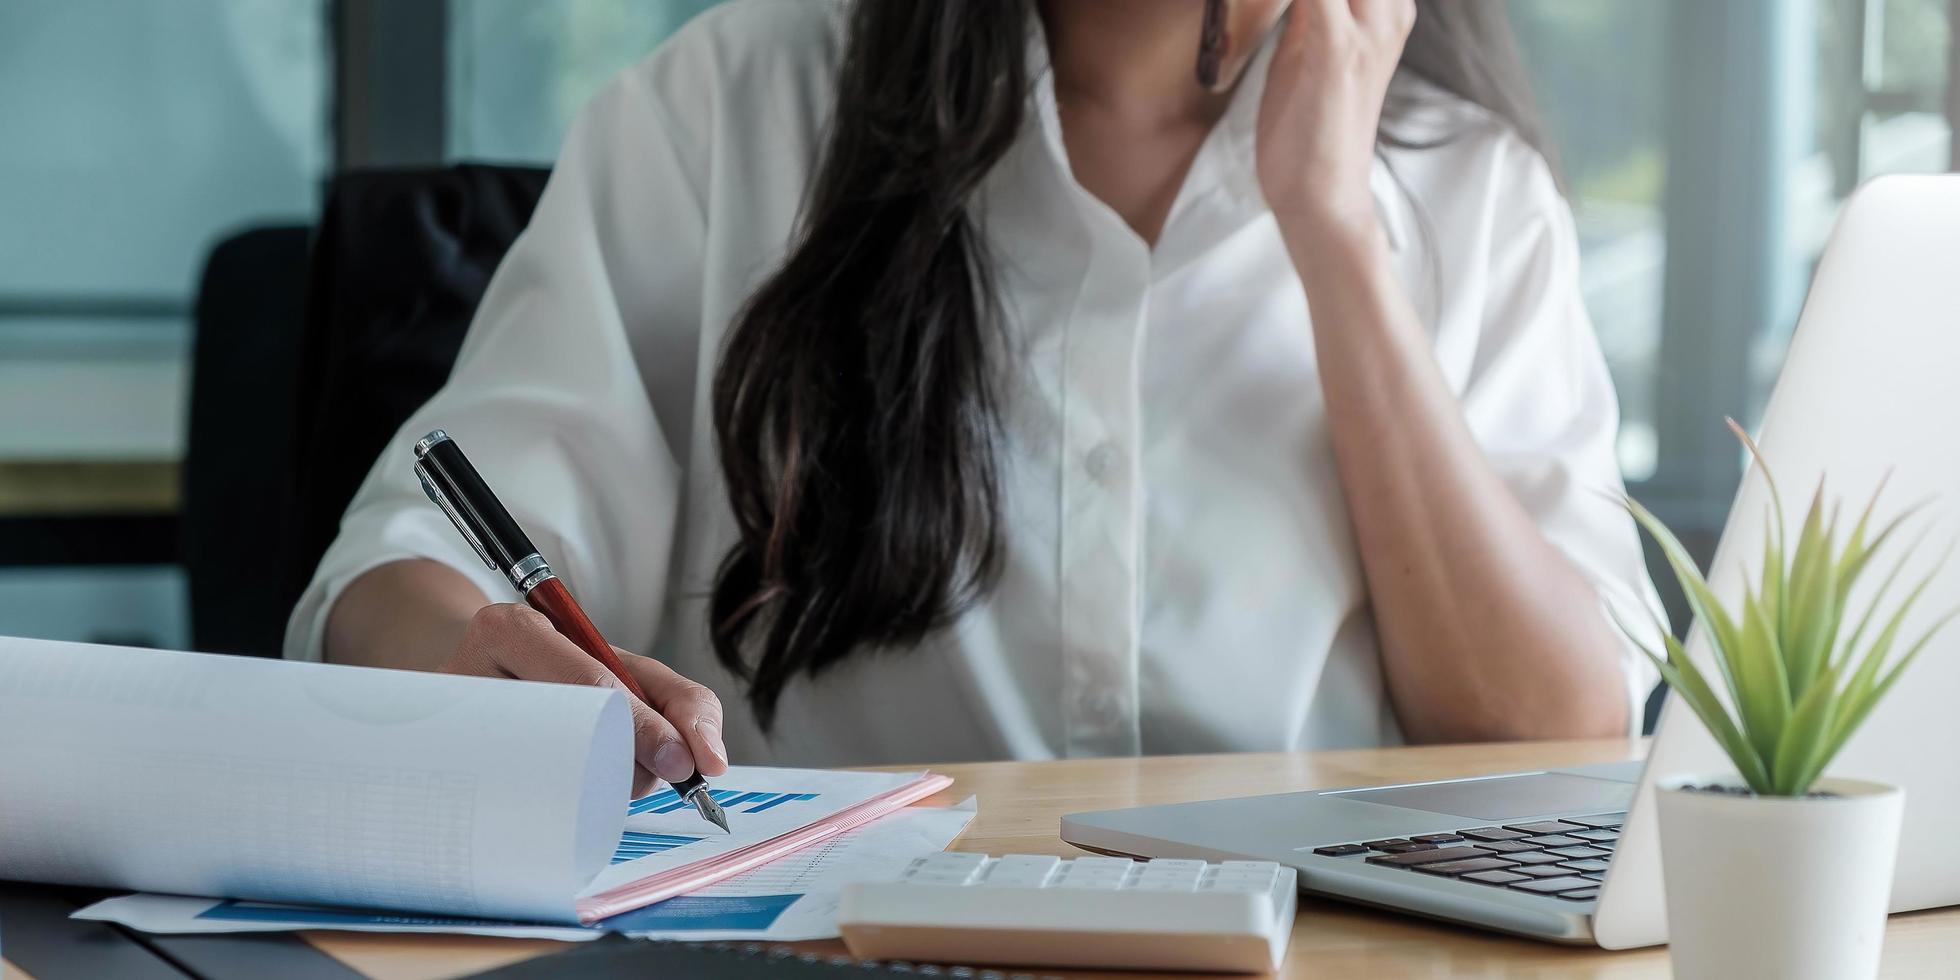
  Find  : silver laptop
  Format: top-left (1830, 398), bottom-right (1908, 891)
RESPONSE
top-left (1060, 174), bottom-right (1960, 949)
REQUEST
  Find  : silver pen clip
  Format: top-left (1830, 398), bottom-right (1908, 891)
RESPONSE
top-left (415, 463), bottom-right (500, 573)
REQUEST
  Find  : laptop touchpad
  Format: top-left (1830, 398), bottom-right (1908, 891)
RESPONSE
top-left (1326, 772), bottom-right (1634, 820)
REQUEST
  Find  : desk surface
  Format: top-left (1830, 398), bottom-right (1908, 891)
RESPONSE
top-left (14, 739), bottom-right (1960, 979)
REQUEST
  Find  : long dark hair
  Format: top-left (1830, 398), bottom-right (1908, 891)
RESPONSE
top-left (711, 0), bottom-right (1551, 728)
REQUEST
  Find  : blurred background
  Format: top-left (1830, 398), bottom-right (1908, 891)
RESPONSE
top-left (1, 0), bottom-right (1954, 662)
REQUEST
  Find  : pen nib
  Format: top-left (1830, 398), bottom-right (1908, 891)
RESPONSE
top-left (692, 791), bottom-right (730, 833)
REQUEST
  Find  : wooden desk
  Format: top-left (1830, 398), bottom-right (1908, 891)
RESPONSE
top-left (13, 739), bottom-right (1960, 978)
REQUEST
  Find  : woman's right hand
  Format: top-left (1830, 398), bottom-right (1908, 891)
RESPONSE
top-left (441, 603), bottom-right (730, 797)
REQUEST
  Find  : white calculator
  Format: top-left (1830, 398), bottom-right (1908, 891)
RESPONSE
top-left (837, 853), bottom-right (1296, 974)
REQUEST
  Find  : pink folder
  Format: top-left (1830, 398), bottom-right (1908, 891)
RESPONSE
top-left (576, 772), bottom-right (953, 922)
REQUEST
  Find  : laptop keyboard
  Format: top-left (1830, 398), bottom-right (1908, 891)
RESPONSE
top-left (1305, 812), bottom-right (1625, 902)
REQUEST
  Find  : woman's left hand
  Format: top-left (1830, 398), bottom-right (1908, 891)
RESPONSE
top-left (1255, 0), bottom-right (1415, 244)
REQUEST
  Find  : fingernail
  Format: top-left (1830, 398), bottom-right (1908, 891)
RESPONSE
top-left (653, 739), bottom-right (694, 781)
top-left (695, 721), bottom-right (728, 765)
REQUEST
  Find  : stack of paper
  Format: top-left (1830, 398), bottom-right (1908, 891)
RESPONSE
top-left (0, 637), bottom-right (953, 929)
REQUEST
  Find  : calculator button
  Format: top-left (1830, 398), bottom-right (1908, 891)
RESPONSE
top-left (907, 870), bottom-right (979, 886)
top-left (995, 854), bottom-right (1058, 870)
top-left (1138, 869), bottom-right (1202, 889)
top-left (1217, 861), bottom-right (1279, 873)
top-left (1132, 877), bottom-right (1200, 891)
top-left (1059, 869), bottom-right (1127, 883)
top-left (1209, 871), bottom-right (1280, 892)
top-left (1070, 857), bottom-right (1138, 874)
top-left (1066, 874), bottom-right (1128, 889)
top-left (920, 853), bottom-right (987, 871)
top-left (1212, 865), bottom-right (1279, 882)
top-left (990, 855), bottom-right (1061, 875)
top-left (1059, 867), bottom-right (1128, 884)
top-left (1204, 876), bottom-right (1274, 894)
top-left (978, 873), bottom-right (1051, 888)
top-left (1142, 859), bottom-right (1207, 873)
top-left (1057, 875), bottom-right (1124, 889)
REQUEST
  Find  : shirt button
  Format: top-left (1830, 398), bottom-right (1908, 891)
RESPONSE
top-left (1085, 442), bottom-right (1122, 482)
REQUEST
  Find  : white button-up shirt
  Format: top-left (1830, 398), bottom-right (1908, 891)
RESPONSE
top-left (288, 0), bottom-right (1663, 766)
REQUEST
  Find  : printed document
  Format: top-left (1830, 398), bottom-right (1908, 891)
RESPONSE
top-left (0, 637), bottom-right (946, 925)
top-left (77, 799), bottom-right (976, 941)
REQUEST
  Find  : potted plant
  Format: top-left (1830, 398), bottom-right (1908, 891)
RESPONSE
top-left (1618, 420), bottom-right (1955, 980)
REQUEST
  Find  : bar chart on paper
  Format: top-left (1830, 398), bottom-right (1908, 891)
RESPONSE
top-left (612, 788), bottom-right (826, 863)
top-left (612, 832), bottom-right (702, 864)
top-left (627, 788), bottom-right (821, 817)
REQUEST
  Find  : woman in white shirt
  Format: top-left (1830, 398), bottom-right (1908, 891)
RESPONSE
top-left (294, 0), bottom-right (1664, 794)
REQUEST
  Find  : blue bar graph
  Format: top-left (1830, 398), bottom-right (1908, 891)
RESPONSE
top-left (611, 831), bottom-right (703, 864)
top-left (625, 788), bottom-right (822, 817)
top-left (745, 792), bottom-right (818, 813)
top-left (611, 788), bottom-right (828, 863)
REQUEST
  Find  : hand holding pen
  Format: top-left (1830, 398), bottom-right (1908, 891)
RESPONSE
top-left (413, 430), bottom-right (732, 831)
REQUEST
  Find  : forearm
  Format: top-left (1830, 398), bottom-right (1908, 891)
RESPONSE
top-left (1284, 217), bottom-right (1628, 742)
top-left (322, 559), bottom-right (491, 671)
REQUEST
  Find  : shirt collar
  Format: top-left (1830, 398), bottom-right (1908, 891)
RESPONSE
top-left (1022, 15), bottom-right (1407, 254)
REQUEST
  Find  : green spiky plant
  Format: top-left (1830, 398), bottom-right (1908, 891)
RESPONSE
top-left (1617, 420), bottom-right (1957, 797)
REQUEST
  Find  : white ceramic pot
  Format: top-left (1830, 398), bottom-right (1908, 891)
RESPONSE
top-left (1656, 774), bottom-right (1904, 980)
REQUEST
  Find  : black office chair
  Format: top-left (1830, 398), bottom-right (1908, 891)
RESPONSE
top-left (183, 224), bottom-right (311, 657)
top-left (182, 164), bottom-right (550, 656)
top-left (284, 164), bottom-right (552, 621)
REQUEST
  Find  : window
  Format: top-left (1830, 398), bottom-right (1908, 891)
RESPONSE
top-left (447, 0), bottom-right (723, 162)
top-left (1515, 0), bottom-right (1953, 528)
top-left (1768, 0), bottom-right (1954, 409)
top-left (0, 1), bottom-right (328, 645)
top-left (1512, 0), bottom-right (1953, 662)
top-left (0, 1), bottom-right (327, 470)
top-left (1509, 2), bottom-right (1672, 483)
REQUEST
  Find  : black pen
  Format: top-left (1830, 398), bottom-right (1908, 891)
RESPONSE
top-left (412, 429), bottom-right (729, 833)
